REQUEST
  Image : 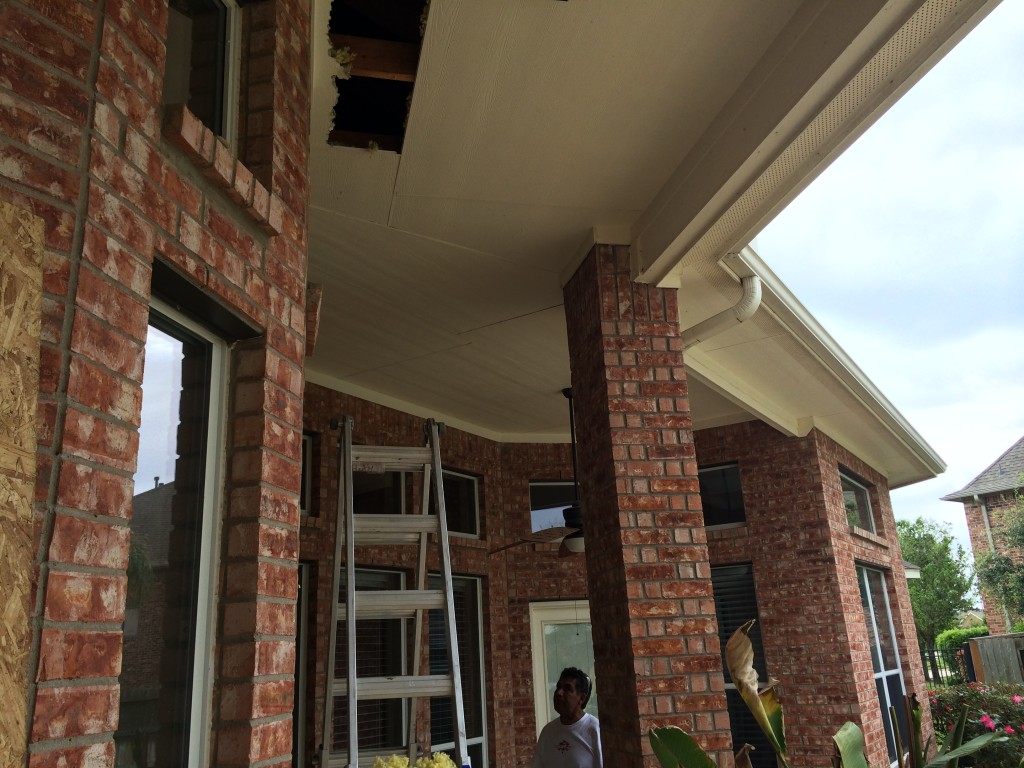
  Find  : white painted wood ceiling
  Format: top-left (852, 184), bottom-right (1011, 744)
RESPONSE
top-left (304, 0), bottom-right (997, 484)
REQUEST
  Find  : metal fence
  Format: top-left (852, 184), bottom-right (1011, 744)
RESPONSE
top-left (920, 646), bottom-right (972, 686)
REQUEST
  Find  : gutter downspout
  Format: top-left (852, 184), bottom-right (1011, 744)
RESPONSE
top-left (975, 493), bottom-right (1012, 629)
top-left (681, 275), bottom-right (762, 350)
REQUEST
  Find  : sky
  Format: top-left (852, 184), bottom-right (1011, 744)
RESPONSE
top-left (755, 0), bottom-right (1024, 568)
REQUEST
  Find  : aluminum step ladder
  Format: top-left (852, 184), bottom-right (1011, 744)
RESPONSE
top-left (320, 417), bottom-right (470, 768)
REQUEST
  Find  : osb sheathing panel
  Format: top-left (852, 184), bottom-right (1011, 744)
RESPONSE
top-left (0, 201), bottom-right (43, 767)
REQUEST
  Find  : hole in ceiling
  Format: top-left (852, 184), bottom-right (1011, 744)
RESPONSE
top-left (328, 0), bottom-right (428, 152)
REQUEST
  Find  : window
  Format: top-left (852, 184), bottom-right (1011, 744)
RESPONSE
top-left (300, 432), bottom-right (316, 516)
top-left (529, 481), bottom-right (577, 533)
top-left (435, 469), bottom-right (480, 537)
top-left (858, 566), bottom-right (907, 762)
top-left (841, 469), bottom-right (875, 532)
top-left (699, 464), bottom-right (746, 527)
top-left (529, 601), bottom-right (597, 734)
top-left (428, 575), bottom-right (488, 767)
top-left (332, 569), bottom-right (407, 761)
top-left (710, 564), bottom-right (774, 768)
top-left (115, 304), bottom-right (226, 768)
top-left (329, 571), bottom-right (486, 765)
top-left (164, 0), bottom-right (240, 140)
top-left (353, 469), bottom-right (407, 515)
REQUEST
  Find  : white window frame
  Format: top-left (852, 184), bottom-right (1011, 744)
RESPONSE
top-left (858, 565), bottom-right (907, 764)
top-left (150, 298), bottom-right (228, 768)
top-left (841, 469), bottom-right (875, 533)
top-left (528, 600), bottom-right (595, 738)
top-left (442, 468), bottom-right (480, 539)
top-left (164, 0), bottom-right (241, 147)
top-left (428, 574), bottom-right (488, 767)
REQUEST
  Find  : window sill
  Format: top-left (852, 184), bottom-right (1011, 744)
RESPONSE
top-left (164, 105), bottom-right (283, 236)
top-left (849, 525), bottom-right (889, 548)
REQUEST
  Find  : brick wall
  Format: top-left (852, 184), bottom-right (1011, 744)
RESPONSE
top-left (964, 493), bottom-right (1022, 633)
top-left (298, 384), bottom-right (582, 767)
top-left (298, 385), bottom-right (931, 768)
top-left (563, 244), bottom-right (731, 767)
top-left (3, 0), bottom-right (311, 765)
top-left (697, 421), bottom-right (930, 767)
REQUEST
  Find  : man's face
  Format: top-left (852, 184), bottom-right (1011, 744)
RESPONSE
top-left (553, 675), bottom-right (585, 719)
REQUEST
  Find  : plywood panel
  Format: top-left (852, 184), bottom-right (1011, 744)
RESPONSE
top-left (0, 200), bottom-right (43, 767)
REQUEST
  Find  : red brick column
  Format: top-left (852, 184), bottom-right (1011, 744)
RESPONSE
top-left (563, 244), bottom-right (731, 767)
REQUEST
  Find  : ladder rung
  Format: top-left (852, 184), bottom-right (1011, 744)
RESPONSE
top-left (338, 589), bottom-right (445, 620)
top-left (351, 445), bottom-right (432, 472)
top-left (354, 514), bottom-right (438, 544)
top-left (333, 675), bottom-right (455, 699)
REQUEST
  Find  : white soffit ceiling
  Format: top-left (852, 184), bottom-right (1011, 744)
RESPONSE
top-left (305, 0), bottom-right (995, 480)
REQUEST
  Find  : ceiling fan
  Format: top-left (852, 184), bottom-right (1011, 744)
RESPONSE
top-left (489, 388), bottom-right (585, 556)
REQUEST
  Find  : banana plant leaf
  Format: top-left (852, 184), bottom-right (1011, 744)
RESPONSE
top-left (833, 721), bottom-right (870, 768)
top-left (726, 620), bottom-right (788, 766)
top-left (924, 732), bottom-right (1008, 768)
top-left (649, 726), bottom-right (717, 768)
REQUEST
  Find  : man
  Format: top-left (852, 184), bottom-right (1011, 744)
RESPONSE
top-left (530, 667), bottom-right (602, 768)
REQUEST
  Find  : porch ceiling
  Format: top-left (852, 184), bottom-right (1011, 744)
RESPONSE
top-left (304, 0), bottom-right (994, 485)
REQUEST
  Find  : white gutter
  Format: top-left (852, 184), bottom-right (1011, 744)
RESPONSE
top-left (680, 275), bottom-right (762, 350)
top-left (722, 246), bottom-right (945, 483)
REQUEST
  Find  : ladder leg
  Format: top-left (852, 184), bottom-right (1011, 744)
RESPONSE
top-left (428, 420), bottom-right (470, 767)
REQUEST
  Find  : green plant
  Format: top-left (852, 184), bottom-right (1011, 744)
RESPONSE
top-left (936, 627), bottom-right (990, 650)
top-left (1010, 620), bottom-right (1024, 634)
top-left (648, 620), bottom-right (1006, 768)
top-left (930, 682), bottom-right (1024, 768)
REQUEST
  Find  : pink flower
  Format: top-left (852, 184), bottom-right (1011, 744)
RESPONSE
top-left (979, 715), bottom-right (996, 731)
top-left (1005, 726), bottom-right (1016, 735)
top-left (1013, 695), bottom-right (1024, 704)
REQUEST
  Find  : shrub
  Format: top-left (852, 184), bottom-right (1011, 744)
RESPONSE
top-left (930, 682), bottom-right (1024, 768)
top-left (1011, 620), bottom-right (1024, 634)
top-left (936, 626), bottom-right (989, 649)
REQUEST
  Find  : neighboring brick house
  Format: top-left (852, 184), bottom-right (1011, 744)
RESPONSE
top-left (943, 435), bottom-right (1024, 633)
top-left (0, 2), bottom-right (999, 768)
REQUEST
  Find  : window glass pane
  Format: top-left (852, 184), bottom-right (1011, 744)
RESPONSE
top-left (711, 565), bottom-right (774, 768)
top-left (699, 464), bottom-right (745, 526)
top-left (859, 566), bottom-right (905, 763)
top-left (353, 470), bottom-right (405, 515)
top-left (529, 481), bottom-right (576, 533)
top-left (434, 470), bottom-right (479, 536)
top-left (725, 689), bottom-right (775, 768)
top-left (841, 471), bottom-right (874, 532)
top-left (334, 570), bottom-right (406, 754)
top-left (711, 564), bottom-right (765, 683)
top-left (116, 316), bottom-right (217, 767)
top-left (428, 576), bottom-right (485, 742)
top-left (165, 0), bottom-right (231, 135)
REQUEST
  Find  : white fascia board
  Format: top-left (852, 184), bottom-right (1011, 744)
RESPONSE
top-left (633, 0), bottom-right (999, 287)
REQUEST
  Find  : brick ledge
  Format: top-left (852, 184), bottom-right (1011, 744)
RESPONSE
top-left (163, 105), bottom-right (283, 236)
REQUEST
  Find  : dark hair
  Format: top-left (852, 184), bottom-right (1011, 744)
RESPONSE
top-left (560, 667), bottom-right (593, 707)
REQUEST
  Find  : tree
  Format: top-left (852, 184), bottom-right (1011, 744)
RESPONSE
top-left (896, 517), bottom-right (974, 647)
top-left (975, 487), bottom-right (1024, 622)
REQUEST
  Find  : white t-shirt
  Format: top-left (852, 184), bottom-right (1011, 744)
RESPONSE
top-left (530, 712), bottom-right (602, 768)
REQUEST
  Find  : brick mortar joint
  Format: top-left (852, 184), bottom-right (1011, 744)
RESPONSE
top-left (163, 105), bottom-right (283, 236)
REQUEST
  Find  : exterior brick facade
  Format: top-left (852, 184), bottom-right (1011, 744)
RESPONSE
top-left (3, 0), bottom-right (311, 766)
top-left (963, 493), bottom-right (1021, 633)
top-left (4, 3), bottom-right (934, 768)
